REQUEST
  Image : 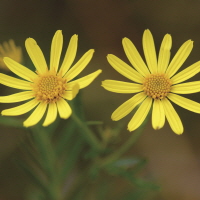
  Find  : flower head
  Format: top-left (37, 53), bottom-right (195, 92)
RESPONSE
top-left (0, 30), bottom-right (102, 127)
top-left (102, 29), bottom-right (200, 134)
top-left (0, 39), bottom-right (23, 70)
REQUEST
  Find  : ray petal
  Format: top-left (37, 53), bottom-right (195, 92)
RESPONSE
top-left (57, 98), bottom-right (72, 119)
top-left (171, 81), bottom-right (200, 94)
top-left (171, 61), bottom-right (200, 84)
top-left (43, 102), bottom-right (57, 127)
top-left (23, 102), bottom-right (47, 127)
top-left (0, 44), bottom-right (5, 55)
top-left (168, 93), bottom-right (200, 113)
top-left (2, 99), bottom-right (39, 116)
top-left (62, 84), bottom-right (79, 100)
top-left (64, 49), bottom-right (94, 82)
top-left (158, 34), bottom-right (172, 73)
top-left (107, 54), bottom-right (144, 83)
top-left (122, 38), bottom-right (150, 77)
top-left (162, 98), bottom-right (183, 134)
top-left (59, 34), bottom-right (78, 76)
top-left (166, 40), bottom-right (193, 78)
top-left (50, 30), bottom-right (63, 72)
top-left (112, 92), bottom-right (146, 121)
top-left (25, 38), bottom-right (48, 74)
top-left (67, 69), bottom-right (102, 89)
top-left (3, 57), bottom-right (37, 81)
top-left (152, 99), bottom-right (165, 130)
top-left (102, 80), bottom-right (142, 93)
top-left (0, 73), bottom-right (32, 90)
top-left (128, 96), bottom-right (152, 132)
top-left (142, 29), bottom-right (157, 73)
top-left (0, 91), bottom-right (34, 103)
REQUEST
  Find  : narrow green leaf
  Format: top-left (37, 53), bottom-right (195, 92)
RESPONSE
top-left (55, 120), bottom-right (76, 155)
top-left (111, 157), bottom-right (142, 168)
top-left (0, 116), bottom-right (24, 128)
top-left (59, 137), bottom-right (84, 182)
top-left (15, 159), bottom-right (49, 195)
top-left (30, 126), bottom-right (56, 178)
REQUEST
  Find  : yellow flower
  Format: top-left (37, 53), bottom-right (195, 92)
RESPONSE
top-left (0, 39), bottom-right (23, 70)
top-left (102, 29), bottom-right (200, 135)
top-left (0, 30), bottom-right (102, 127)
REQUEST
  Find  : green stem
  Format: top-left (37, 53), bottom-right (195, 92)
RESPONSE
top-left (30, 126), bottom-right (63, 200)
top-left (71, 112), bottom-right (104, 152)
top-left (99, 117), bottom-right (149, 167)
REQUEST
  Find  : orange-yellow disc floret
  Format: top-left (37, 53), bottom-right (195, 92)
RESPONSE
top-left (143, 73), bottom-right (172, 99)
top-left (32, 71), bottom-right (67, 103)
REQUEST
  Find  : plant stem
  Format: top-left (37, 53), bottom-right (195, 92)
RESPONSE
top-left (99, 117), bottom-right (149, 167)
top-left (31, 126), bottom-right (63, 200)
top-left (71, 112), bottom-right (104, 152)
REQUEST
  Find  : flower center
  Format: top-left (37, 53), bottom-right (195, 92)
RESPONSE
top-left (143, 73), bottom-right (172, 99)
top-left (32, 71), bottom-right (67, 103)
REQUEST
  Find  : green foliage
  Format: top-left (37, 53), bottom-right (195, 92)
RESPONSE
top-left (0, 116), bottom-right (24, 128)
top-left (0, 93), bottom-right (157, 200)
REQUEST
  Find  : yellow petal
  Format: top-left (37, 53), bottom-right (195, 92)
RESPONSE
top-left (112, 92), bottom-right (146, 121)
top-left (67, 69), bottom-right (102, 89)
top-left (64, 49), bottom-right (94, 82)
top-left (167, 93), bottom-right (200, 113)
top-left (59, 34), bottom-right (78, 76)
top-left (43, 102), bottom-right (57, 126)
top-left (57, 98), bottom-right (72, 119)
top-left (128, 96), bottom-right (152, 132)
top-left (0, 73), bottom-right (32, 90)
top-left (0, 91), bottom-right (34, 103)
top-left (107, 54), bottom-right (144, 83)
top-left (158, 34), bottom-right (172, 73)
top-left (122, 38), bottom-right (150, 77)
top-left (2, 99), bottom-right (39, 116)
top-left (50, 30), bottom-right (63, 72)
top-left (142, 29), bottom-right (157, 73)
top-left (8, 39), bottom-right (17, 51)
top-left (162, 98), bottom-right (183, 135)
top-left (166, 40), bottom-right (193, 78)
top-left (62, 84), bottom-right (79, 100)
top-left (152, 99), bottom-right (165, 130)
top-left (25, 38), bottom-right (48, 74)
top-left (171, 61), bottom-right (200, 84)
top-left (102, 80), bottom-right (142, 93)
top-left (3, 57), bottom-right (37, 81)
top-left (0, 44), bottom-right (6, 54)
top-left (171, 81), bottom-right (200, 94)
top-left (23, 102), bottom-right (47, 127)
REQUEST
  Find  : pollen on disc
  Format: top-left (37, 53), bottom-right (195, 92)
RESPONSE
top-left (32, 71), bottom-right (67, 103)
top-left (143, 74), bottom-right (172, 99)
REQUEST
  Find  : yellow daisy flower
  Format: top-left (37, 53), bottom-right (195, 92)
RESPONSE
top-left (102, 29), bottom-right (200, 135)
top-left (0, 39), bottom-right (23, 70)
top-left (0, 30), bottom-right (102, 127)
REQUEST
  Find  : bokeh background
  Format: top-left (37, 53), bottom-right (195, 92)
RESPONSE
top-left (1, 0), bottom-right (200, 199)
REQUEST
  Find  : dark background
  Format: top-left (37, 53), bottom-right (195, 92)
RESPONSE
top-left (0, 0), bottom-right (200, 199)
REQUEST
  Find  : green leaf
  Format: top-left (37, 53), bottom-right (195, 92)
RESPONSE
top-left (111, 157), bottom-right (142, 168)
top-left (55, 120), bottom-right (76, 155)
top-left (18, 138), bottom-right (44, 172)
top-left (106, 158), bottom-right (146, 175)
top-left (15, 159), bottom-right (49, 195)
top-left (0, 116), bottom-right (24, 128)
top-left (58, 137), bottom-right (84, 182)
top-left (30, 126), bottom-right (56, 178)
top-left (45, 117), bottom-right (60, 136)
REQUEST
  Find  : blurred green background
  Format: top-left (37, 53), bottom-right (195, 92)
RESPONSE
top-left (1, 0), bottom-right (200, 199)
